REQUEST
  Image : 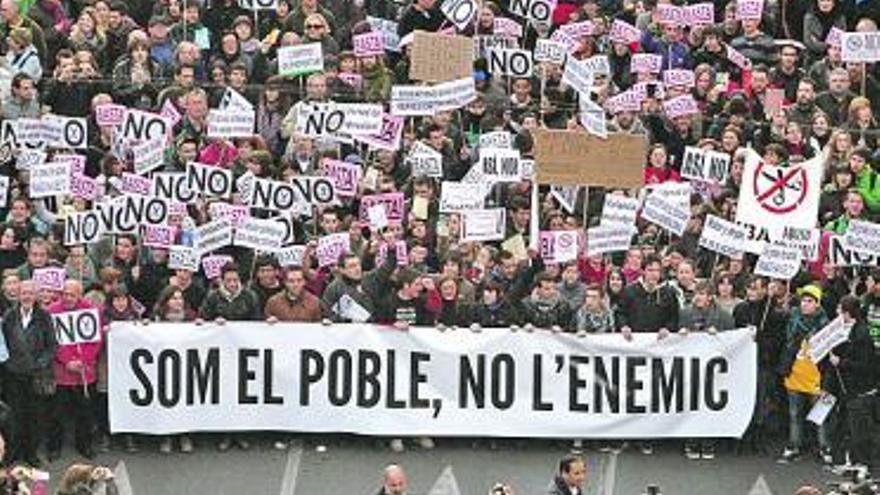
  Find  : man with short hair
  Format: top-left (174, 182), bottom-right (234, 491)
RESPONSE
top-left (2, 72), bottom-right (39, 119)
top-left (548, 455), bottom-right (587, 495)
top-left (378, 464), bottom-right (408, 495)
top-left (199, 263), bottom-right (261, 324)
top-left (265, 268), bottom-right (322, 323)
top-left (816, 68), bottom-right (855, 126)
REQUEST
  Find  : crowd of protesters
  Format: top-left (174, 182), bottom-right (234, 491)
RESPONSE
top-left (0, 0), bottom-right (875, 486)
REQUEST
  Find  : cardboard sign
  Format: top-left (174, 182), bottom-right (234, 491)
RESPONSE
top-left (641, 194), bottom-right (689, 236)
top-left (168, 246), bottom-right (200, 271)
top-left (841, 32), bottom-right (880, 63)
top-left (608, 19), bottom-right (641, 44)
top-left (663, 95), bottom-right (700, 118)
top-left (187, 162), bottom-right (233, 199)
top-left (358, 192), bottom-right (406, 223)
top-left (142, 224), bottom-right (177, 248)
top-left (439, 182), bottom-right (486, 212)
top-left (487, 48), bottom-right (533, 77)
top-left (441, 0), bottom-right (478, 30)
top-left (601, 194), bottom-right (639, 226)
top-left (353, 114), bottom-right (404, 151)
top-left (202, 255), bottom-right (234, 280)
top-left (480, 148), bottom-right (521, 183)
top-left (278, 43), bottom-right (323, 76)
top-left (735, 0), bottom-right (763, 20)
top-left (30, 162), bottom-right (72, 197)
top-left (539, 230), bottom-right (579, 263)
top-left (407, 141), bottom-right (443, 178)
top-left (630, 54), bottom-right (663, 74)
top-left (681, 146), bottom-right (731, 184)
top-left (699, 215), bottom-right (749, 257)
top-left (234, 217), bottom-right (285, 251)
top-left (64, 209), bottom-right (106, 245)
top-left (409, 32), bottom-right (473, 83)
top-left (317, 233), bottom-right (350, 268)
top-left (323, 159), bottom-right (362, 198)
top-left (532, 129), bottom-right (645, 187)
top-left (33, 267), bottom-right (66, 291)
top-left (53, 308), bottom-right (101, 346)
top-left (462, 208), bottom-right (506, 242)
top-left (587, 225), bottom-right (635, 256)
top-left (754, 244), bottom-right (801, 280)
top-left (95, 104), bottom-right (127, 127)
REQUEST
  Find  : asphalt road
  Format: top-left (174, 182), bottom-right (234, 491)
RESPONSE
top-left (36, 435), bottom-right (835, 494)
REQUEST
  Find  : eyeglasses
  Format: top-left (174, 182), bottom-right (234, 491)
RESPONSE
top-left (305, 24), bottom-right (324, 29)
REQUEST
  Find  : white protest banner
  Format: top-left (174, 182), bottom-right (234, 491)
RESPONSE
top-left (186, 162), bottom-right (233, 199)
top-left (132, 137), bottom-right (165, 174)
top-left (441, 0), bottom-right (477, 30)
top-left (208, 203), bottom-right (249, 228)
top-left (359, 192), bottom-right (406, 223)
top-left (367, 204), bottom-right (389, 231)
top-left (462, 208), bottom-right (506, 242)
top-left (207, 109), bottom-right (255, 138)
top-left (771, 226), bottom-right (821, 262)
top-left (663, 69), bottom-right (696, 88)
top-left (630, 54), bottom-right (663, 74)
top-left (296, 102), bottom-right (383, 136)
top-left (807, 391), bottom-right (836, 426)
top-left (493, 17), bottom-right (523, 38)
top-left (219, 88), bottom-right (254, 112)
top-left (479, 131), bottom-right (512, 150)
top-left (559, 20), bottom-right (594, 39)
top-left (480, 148), bottom-right (521, 183)
top-left (699, 215), bottom-right (749, 258)
top-left (323, 159), bottom-right (362, 198)
top-left (562, 58), bottom-right (595, 97)
top-left (278, 43), bottom-right (323, 77)
top-left (202, 255), bottom-right (234, 280)
top-left (391, 77), bottom-right (476, 116)
top-left (608, 19), bottom-right (641, 44)
top-left (65, 210), bottom-right (105, 245)
top-left (843, 220), bottom-right (880, 256)
top-left (842, 32), bottom-right (880, 62)
top-left (317, 232), bottom-right (350, 268)
top-left (109, 323), bottom-right (756, 438)
top-left (663, 95), bottom-right (699, 118)
top-left (550, 185), bottom-right (579, 214)
top-left (539, 230), bottom-right (579, 263)
top-left (582, 55), bottom-right (610, 76)
top-left (487, 48), bottom-right (533, 77)
top-left (601, 194), bottom-right (639, 226)
top-left (587, 225), bottom-right (635, 256)
top-left (641, 194), bottom-right (689, 236)
top-left (754, 244), bottom-right (801, 280)
top-left (826, 27), bottom-right (844, 49)
top-left (736, 151), bottom-right (822, 230)
top-left (238, 0), bottom-right (278, 9)
top-left (353, 31), bottom-right (386, 57)
top-left (119, 109), bottom-right (170, 144)
top-left (407, 141), bottom-right (443, 178)
top-left (168, 246), bottom-right (200, 271)
top-left (234, 217), bottom-right (286, 251)
top-left (33, 267), bottom-right (66, 291)
top-left (195, 218), bottom-right (234, 254)
top-left (726, 43), bottom-right (752, 70)
top-left (508, 0), bottom-right (555, 25)
top-left (549, 30), bottom-right (578, 53)
top-left (121, 172), bottom-right (153, 196)
top-left (440, 182), bottom-right (485, 212)
top-left (248, 176), bottom-right (335, 211)
top-left (681, 146), bottom-right (731, 184)
top-left (93, 195), bottom-right (170, 234)
top-left (142, 225), bottom-right (176, 249)
top-left (353, 114), bottom-right (404, 151)
top-left (534, 39), bottom-right (567, 64)
top-left (808, 317), bottom-right (852, 363)
top-left (95, 104), bottom-right (127, 127)
top-left (274, 245), bottom-right (306, 267)
top-left (53, 308), bottom-right (101, 346)
top-left (30, 162), bottom-right (71, 197)
top-left (735, 0), bottom-right (763, 20)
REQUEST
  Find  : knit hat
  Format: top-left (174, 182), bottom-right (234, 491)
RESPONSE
top-left (797, 284), bottom-right (822, 303)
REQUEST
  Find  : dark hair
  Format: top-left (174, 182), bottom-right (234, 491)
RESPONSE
top-left (221, 262), bottom-right (240, 277)
top-left (558, 454), bottom-right (585, 475)
top-left (643, 254), bottom-right (662, 269)
top-left (839, 294), bottom-right (862, 319)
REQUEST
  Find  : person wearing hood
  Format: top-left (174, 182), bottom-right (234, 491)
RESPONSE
top-left (778, 284), bottom-right (831, 464)
top-left (547, 455), bottom-right (586, 495)
top-left (520, 273), bottom-right (573, 332)
top-left (679, 281), bottom-right (735, 460)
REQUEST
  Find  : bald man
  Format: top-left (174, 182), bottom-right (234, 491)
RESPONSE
top-left (46, 280), bottom-right (105, 461)
top-left (378, 464), bottom-right (408, 495)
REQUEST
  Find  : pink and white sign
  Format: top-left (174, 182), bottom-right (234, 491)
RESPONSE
top-left (121, 172), bottom-right (153, 196)
top-left (559, 21), bottom-right (594, 39)
top-left (493, 18), bottom-right (523, 38)
top-left (338, 73), bottom-right (363, 90)
top-left (539, 230), bottom-right (579, 264)
top-left (605, 90), bottom-right (643, 114)
top-left (377, 240), bottom-right (409, 267)
top-left (160, 100), bottom-right (182, 128)
top-left (353, 31), bottom-right (386, 57)
top-left (33, 267), bottom-right (66, 291)
top-left (663, 94), bottom-right (700, 118)
top-left (70, 174), bottom-right (97, 200)
top-left (202, 255), bottom-right (234, 280)
top-left (685, 3), bottom-right (715, 25)
top-left (143, 225), bottom-right (177, 248)
top-left (323, 159), bottom-right (362, 198)
top-left (358, 192), bottom-right (406, 223)
top-left (826, 27), bottom-right (844, 48)
top-left (726, 44), bottom-right (752, 70)
top-left (630, 53), bottom-right (663, 74)
top-left (663, 69), bottom-right (696, 88)
top-left (316, 233), bottom-right (351, 268)
top-left (353, 114), bottom-right (403, 151)
top-left (608, 19), bottom-right (641, 44)
top-left (735, 0), bottom-right (763, 21)
top-left (95, 104), bottom-right (127, 127)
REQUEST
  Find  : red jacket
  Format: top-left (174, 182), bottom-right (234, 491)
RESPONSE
top-left (47, 299), bottom-right (104, 386)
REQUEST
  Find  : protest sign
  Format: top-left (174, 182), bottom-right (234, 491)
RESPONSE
top-left (195, 218), bottom-right (234, 254)
top-left (187, 162), bottom-right (233, 199)
top-left (168, 246), bottom-right (200, 272)
top-left (826, 27), bottom-right (844, 49)
top-left (65, 210), bottom-right (106, 245)
top-left (493, 17), bottom-right (523, 38)
top-left (317, 233), bottom-right (350, 268)
top-left (579, 98), bottom-right (608, 139)
top-left (826, 234), bottom-right (880, 267)
top-left (532, 130), bottom-right (645, 187)
top-left (296, 102), bottom-right (383, 136)
top-left (843, 220), bottom-right (880, 256)
top-left (207, 109), bottom-right (255, 138)
top-left (142, 225), bottom-right (177, 248)
top-left (641, 194), bottom-right (690, 236)
top-left (234, 217), bottom-right (286, 251)
top-left (33, 267), bottom-right (66, 291)
top-left (699, 215), bottom-right (749, 257)
top-left (154, 172), bottom-right (197, 204)
top-left (735, 0), bottom-right (763, 20)
top-left (209, 203), bottom-right (249, 228)
top-left (353, 31), bottom-right (386, 57)
top-left (353, 114), bottom-right (404, 151)
top-left (407, 141), bottom-right (443, 178)
top-left (359, 192), bottom-right (406, 223)
top-left (736, 152), bottom-right (823, 230)
top-left (160, 99), bottom-right (182, 128)
top-left (274, 245), bottom-right (306, 267)
top-left (367, 204), bottom-right (389, 231)
top-left (487, 48), bottom-right (533, 77)
top-left (132, 137), bottom-right (165, 174)
top-left (278, 43), bottom-right (323, 76)
top-left (808, 317), bottom-right (852, 364)
top-left (409, 32), bottom-right (473, 83)
top-left (681, 146), bottom-right (731, 184)
top-left (656, 4), bottom-right (684, 25)
top-left (202, 255), bottom-right (234, 280)
top-left (441, 0), bottom-right (478, 30)
top-left (480, 148), bottom-right (521, 183)
top-left (534, 39), bottom-right (567, 64)
top-left (219, 88), bottom-right (254, 112)
top-left (509, 0), bottom-right (555, 25)
top-left (539, 230), bottom-right (579, 263)
top-left (663, 95), bottom-right (699, 118)
top-left (248, 176), bottom-right (335, 211)
top-left (16, 149), bottom-right (46, 170)
top-left (109, 323), bottom-right (756, 438)
top-left (323, 159), bottom-right (362, 198)
top-left (238, 0), bottom-right (278, 9)
top-left (462, 209), bottom-right (506, 242)
top-left (663, 69), bottom-right (696, 88)
top-left (121, 172), bottom-right (153, 196)
top-left (440, 182), bottom-right (486, 212)
top-left (587, 225), bottom-right (635, 256)
top-left (391, 77), bottom-right (476, 116)
top-left (601, 194), bottom-right (639, 226)
top-left (559, 20), bottom-right (593, 39)
top-left (842, 32), bottom-right (880, 63)
top-left (0, 175), bottom-right (7, 206)
top-left (771, 226), bottom-right (821, 262)
top-left (685, 3), bottom-right (715, 24)
top-left (605, 90), bottom-right (642, 114)
top-left (70, 173), bottom-right (97, 201)
top-left (377, 241), bottom-right (409, 267)
top-left (630, 54), bottom-right (663, 74)
top-left (119, 109), bottom-right (170, 144)
top-left (480, 131), bottom-right (512, 150)
top-left (754, 244), bottom-right (801, 280)
top-left (562, 57), bottom-right (595, 96)
top-left (807, 392), bottom-right (836, 426)
top-left (30, 162), bottom-right (71, 197)
top-left (726, 43), bottom-right (752, 70)
top-left (550, 185), bottom-right (578, 214)
top-left (608, 19), bottom-right (641, 44)
top-left (53, 308), bottom-right (101, 347)
top-left (95, 104), bottom-right (127, 127)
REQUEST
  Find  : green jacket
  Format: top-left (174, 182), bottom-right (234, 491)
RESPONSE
top-left (856, 167), bottom-right (880, 214)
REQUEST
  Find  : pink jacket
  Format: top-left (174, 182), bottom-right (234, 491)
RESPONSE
top-left (48, 299), bottom-right (104, 386)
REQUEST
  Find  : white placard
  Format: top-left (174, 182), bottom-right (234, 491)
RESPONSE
top-left (539, 230), bottom-right (579, 263)
top-left (641, 194), bottom-right (689, 236)
top-left (53, 308), bottom-right (101, 346)
top-left (440, 182), bottom-right (487, 212)
top-left (462, 208), bottom-right (506, 242)
top-left (441, 0), bottom-right (478, 30)
top-left (681, 146), bottom-right (731, 184)
top-left (841, 32), bottom-right (880, 63)
top-left (843, 220), bottom-right (880, 256)
top-left (754, 244), bottom-right (801, 280)
top-left (234, 217), bottom-right (286, 251)
top-left (195, 218), bottom-right (234, 254)
top-left (601, 194), bottom-right (639, 226)
top-left (699, 215), bottom-right (749, 257)
top-left (487, 48), bottom-right (533, 77)
top-left (207, 109), bottom-right (255, 138)
top-left (30, 162), bottom-right (72, 197)
top-left (278, 43), bottom-right (324, 77)
top-left (587, 225), bottom-right (635, 256)
top-left (808, 317), bottom-right (852, 364)
top-left (168, 246), bottom-right (200, 271)
top-left (479, 148), bottom-right (521, 183)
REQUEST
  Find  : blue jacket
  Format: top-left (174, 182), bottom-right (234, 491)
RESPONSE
top-left (640, 30), bottom-right (693, 72)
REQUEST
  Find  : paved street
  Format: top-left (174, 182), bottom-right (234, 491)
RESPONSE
top-left (33, 435), bottom-right (840, 494)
